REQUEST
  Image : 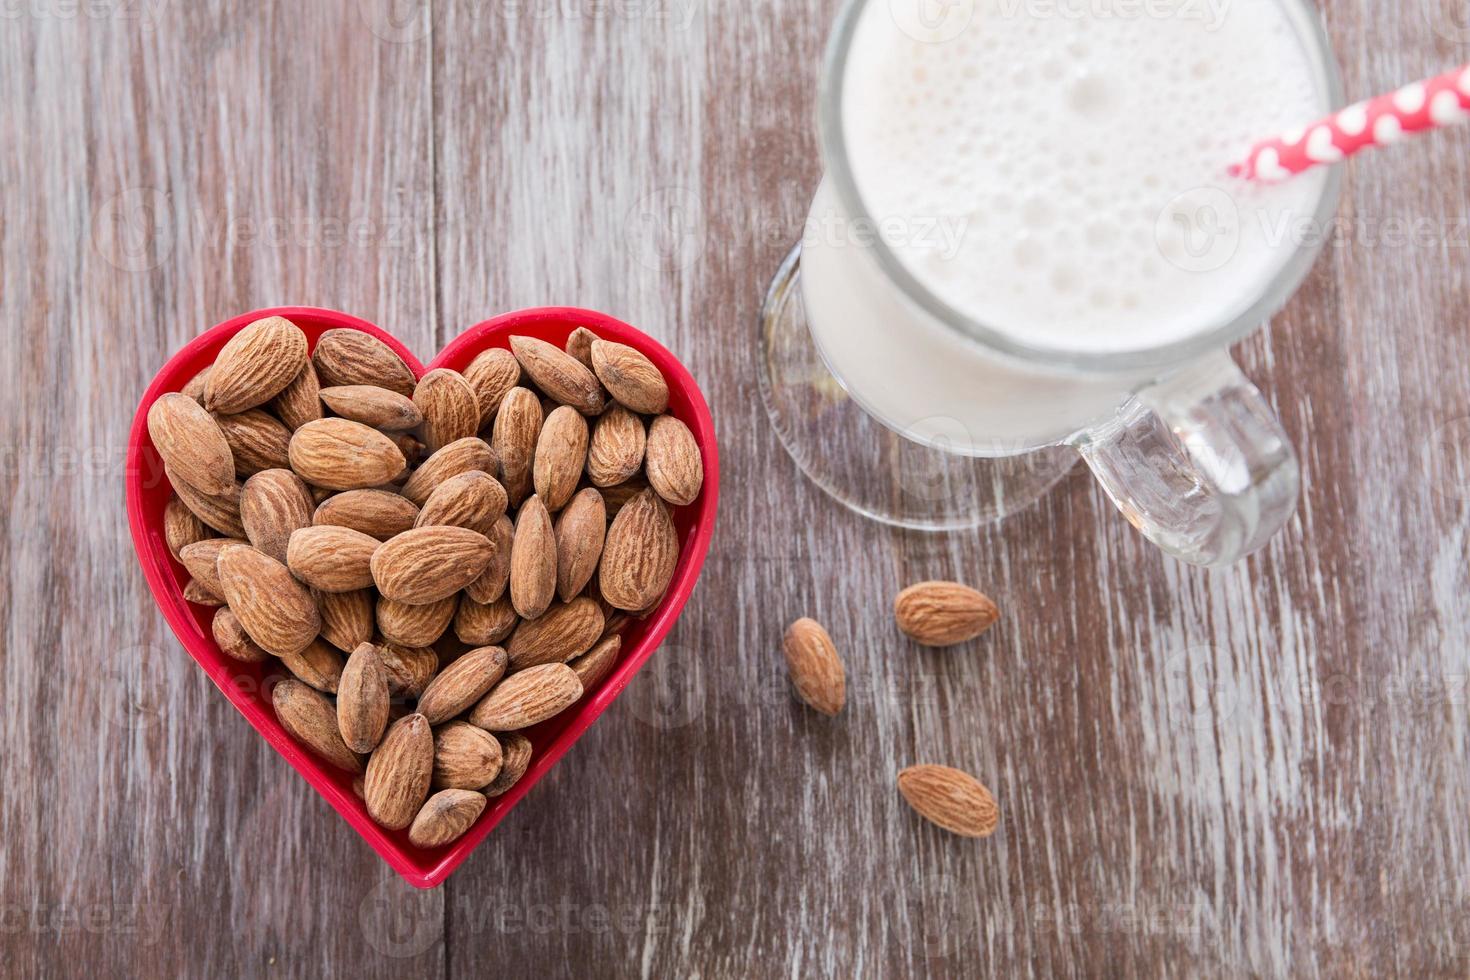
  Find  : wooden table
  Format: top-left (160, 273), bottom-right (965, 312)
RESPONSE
top-left (6, 1), bottom-right (1470, 975)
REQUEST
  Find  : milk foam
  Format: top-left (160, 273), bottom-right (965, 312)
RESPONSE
top-left (840, 0), bottom-right (1329, 352)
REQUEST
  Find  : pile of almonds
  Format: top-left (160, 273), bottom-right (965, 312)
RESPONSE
top-left (151, 315), bottom-right (703, 849)
top-left (781, 580), bottom-right (1002, 839)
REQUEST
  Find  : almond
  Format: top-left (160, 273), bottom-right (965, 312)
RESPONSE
top-left (182, 365), bottom-right (211, 403)
top-left (401, 437), bottom-right (498, 507)
top-left (468, 663), bottom-right (582, 731)
top-left (894, 582), bottom-right (999, 647)
top-left (645, 415), bottom-right (703, 506)
top-left (376, 642), bottom-right (440, 698)
top-left (183, 579), bottom-right (225, 606)
top-left (288, 418), bottom-right (407, 491)
top-left (509, 495), bottom-right (556, 619)
top-left (212, 408), bottom-right (292, 477)
top-left (782, 618), bottom-right (845, 716)
top-left (509, 335), bottom-right (607, 415)
top-left (412, 369), bottom-right (480, 453)
top-left (554, 488), bottom-right (606, 601)
top-left (216, 544), bottom-right (319, 656)
top-left (486, 733), bottom-right (532, 797)
top-left (270, 360), bottom-right (323, 431)
top-left (432, 722), bottom-right (504, 790)
top-left (376, 594), bottom-right (458, 647)
top-left (569, 634), bottom-right (621, 691)
top-left (147, 393), bottom-right (236, 496)
top-left (313, 488), bottom-right (419, 540)
top-left (280, 638), bottom-right (346, 694)
top-left (312, 328), bottom-right (417, 397)
top-left (371, 525), bottom-right (493, 604)
top-left (599, 489), bottom-right (677, 612)
top-left (167, 465), bottom-right (245, 537)
top-left (897, 765), bottom-right (1000, 838)
top-left (409, 789), bottom-right (487, 848)
top-left (240, 468), bottom-right (314, 563)
top-left (418, 645), bottom-right (509, 724)
top-left (585, 405), bottom-right (646, 488)
top-left (506, 597), bottom-right (604, 670)
top-left (454, 594), bottom-right (519, 646)
top-left (320, 384), bottom-right (424, 430)
top-left (462, 347), bottom-right (523, 426)
top-left (315, 588), bottom-right (375, 653)
top-left (533, 406), bottom-right (589, 511)
top-left (392, 433), bottom-right (427, 471)
top-left (273, 679), bottom-right (363, 773)
top-left (364, 713), bottom-right (434, 830)
top-left (178, 536), bottom-right (246, 597)
top-left (205, 316), bottom-right (309, 413)
top-left (164, 496), bottom-right (212, 559)
top-left (465, 514), bottom-right (513, 604)
top-left (491, 387), bottom-right (542, 507)
top-left (590, 339), bottom-right (668, 414)
top-left (565, 326), bottom-right (597, 368)
top-left (212, 606), bottom-right (270, 662)
top-left (414, 470), bottom-right (507, 534)
top-left (287, 524), bottom-right (381, 593)
top-left (338, 642), bottom-right (390, 754)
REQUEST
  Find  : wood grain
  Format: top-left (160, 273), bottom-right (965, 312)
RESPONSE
top-left (5, 0), bottom-right (1470, 976)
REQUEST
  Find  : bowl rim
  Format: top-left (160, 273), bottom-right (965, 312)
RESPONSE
top-left (125, 305), bottom-right (720, 888)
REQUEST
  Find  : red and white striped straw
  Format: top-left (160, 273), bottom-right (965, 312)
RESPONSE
top-left (1232, 64), bottom-right (1470, 182)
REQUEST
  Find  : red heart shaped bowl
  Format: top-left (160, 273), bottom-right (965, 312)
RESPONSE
top-left (125, 306), bottom-right (719, 888)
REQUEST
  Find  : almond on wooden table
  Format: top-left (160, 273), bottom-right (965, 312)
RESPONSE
top-left (320, 384), bottom-right (423, 431)
top-left (313, 488), bottom-right (419, 541)
top-left (212, 607), bottom-right (269, 663)
top-left (432, 722), bottom-right (504, 790)
top-left (371, 525), bottom-right (493, 604)
top-left (599, 489), bottom-right (678, 612)
top-left (468, 662), bottom-right (582, 731)
top-left (148, 393), bottom-right (236, 497)
top-left (312, 328), bottom-right (416, 397)
top-left (212, 409), bottom-right (293, 476)
top-left (279, 638), bottom-right (346, 694)
top-left (585, 405), bottom-right (645, 488)
top-left (509, 495), bottom-right (556, 620)
top-left (894, 581), bottom-right (999, 647)
top-left (418, 645), bottom-right (509, 725)
top-left (204, 315), bottom-right (309, 414)
top-left (554, 488), bottom-right (606, 602)
top-left (216, 544), bottom-right (319, 656)
top-left (462, 347), bottom-right (522, 426)
top-left (164, 496), bottom-right (212, 559)
top-left (590, 339), bottom-right (669, 414)
top-left (273, 679), bottom-right (363, 774)
top-left (240, 468), bottom-right (314, 563)
top-left (454, 594), bottom-right (519, 646)
top-left (506, 597), bottom-right (604, 670)
top-left (338, 642), bottom-right (390, 754)
top-left (377, 642), bottom-right (440, 698)
top-left (364, 713), bottom-right (435, 830)
top-left (533, 405), bottom-right (589, 511)
top-left (376, 594), bottom-right (458, 647)
top-left (645, 415), bottom-right (703, 506)
top-left (270, 360), bottom-right (323, 431)
top-left (897, 765), bottom-right (1000, 838)
top-left (509, 335), bottom-right (607, 415)
top-left (491, 386), bottom-right (542, 507)
top-left (485, 733), bottom-right (532, 797)
top-left (288, 418), bottom-right (407, 492)
top-left (167, 466), bottom-right (246, 537)
top-left (315, 588), bottom-right (375, 653)
top-left (409, 789), bottom-right (487, 849)
top-left (414, 470), bottom-right (507, 535)
top-left (465, 514), bottom-right (513, 604)
top-left (401, 437), bottom-right (499, 507)
top-left (413, 369), bottom-right (481, 453)
top-left (782, 618), bottom-right (846, 717)
top-left (287, 524), bottom-right (381, 593)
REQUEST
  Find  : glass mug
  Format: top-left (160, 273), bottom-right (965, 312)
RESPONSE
top-left (758, 0), bottom-right (1343, 567)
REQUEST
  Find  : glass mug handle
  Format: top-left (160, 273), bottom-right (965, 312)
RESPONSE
top-left (1070, 352), bottom-right (1300, 567)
